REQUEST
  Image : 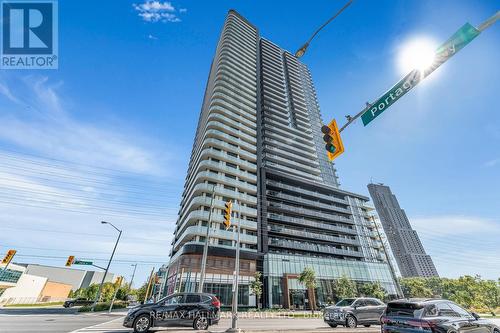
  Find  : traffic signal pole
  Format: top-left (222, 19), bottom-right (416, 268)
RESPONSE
top-left (91, 223), bottom-right (122, 311)
top-left (198, 185), bottom-right (216, 293)
top-left (227, 199), bottom-right (241, 333)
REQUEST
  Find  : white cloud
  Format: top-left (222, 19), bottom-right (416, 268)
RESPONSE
top-left (0, 76), bottom-right (171, 176)
top-left (483, 158), bottom-right (500, 168)
top-left (133, 1), bottom-right (184, 23)
top-left (406, 215), bottom-right (500, 279)
top-left (410, 215), bottom-right (500, 236)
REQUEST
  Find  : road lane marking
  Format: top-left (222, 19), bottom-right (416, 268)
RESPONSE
top-left (67, 316), bottom-right (126, 333)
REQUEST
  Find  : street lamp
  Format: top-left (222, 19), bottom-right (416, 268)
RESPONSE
top-left (294, 0), bottom-right (353, 58)
top-left (129, 263), bottom-right (137, 289)
top-left (91, 221), bottom-right (122, 311)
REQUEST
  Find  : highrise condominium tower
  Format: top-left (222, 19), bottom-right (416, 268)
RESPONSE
top-left (166, 10), bottom-right (398, 309)
top-left (368, 183), bottom-right (439, 278)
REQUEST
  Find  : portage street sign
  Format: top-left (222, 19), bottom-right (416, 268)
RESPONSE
top-left (74, 260), bottom-right (93, 265)
top-left (361, 23), bottom-right (481, 126)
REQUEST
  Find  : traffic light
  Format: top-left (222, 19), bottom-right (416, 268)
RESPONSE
top-left (223, 200), bottom-right (232, 230)
top-left (115, 276), bottom-right (123, 287)
top-left (65, 255), bottom-right (75, 267)
top-left (321, 119), bottom-right (345, 161)
top-left (1, 249), bottom-right (16, 265)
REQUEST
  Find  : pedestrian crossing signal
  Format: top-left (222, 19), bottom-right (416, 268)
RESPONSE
top-left (223, 201), bottom-right (232, 230)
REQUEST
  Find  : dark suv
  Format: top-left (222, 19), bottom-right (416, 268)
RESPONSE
top-left (123, 292), bottom-right (220, 332)
top-left (381, 299), bottom-right (500, 333)
top-left (324, 297), bottom-right (386, 328)
top-left (63, 298), bottom-right (93, 308)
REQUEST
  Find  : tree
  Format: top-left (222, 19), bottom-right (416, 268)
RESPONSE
top-left (359, 282), bottom-right (387, 301)
top-left (249, 271), bottom-right (263, 309)
top-left (400, 278), bottom-right (433, 298)
top-left (132, 282), bottom-right (149, 304)
top-left (298, 267), bottom-right (317, 313)
top-left (333, 275), bottom-right (357, 300)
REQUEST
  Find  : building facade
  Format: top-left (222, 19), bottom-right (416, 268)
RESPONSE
top-left (165, 10), bottom-right (398, 309)
top-left (0, 263), bottom-right (115, 305)
top-left (367, 183), bottom-right (439, 278)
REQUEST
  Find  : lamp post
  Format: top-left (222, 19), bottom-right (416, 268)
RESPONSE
top-left (91, 221), bottom-right (122, 311)
top-left (129, 263), bottom-right (137, 289)
top-left (295, 0), bottom-right (353, 58)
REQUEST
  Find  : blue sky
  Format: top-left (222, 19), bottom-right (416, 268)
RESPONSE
top-left (0, 0), bottom-right (498, 285)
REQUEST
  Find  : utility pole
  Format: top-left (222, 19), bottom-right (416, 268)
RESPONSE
top-left (91, 221), bottom-right (122, 311)
top-left (144, 267), bottom-right (155, 303)
top-left (108, 276), bottom-right (122, 313)
top-left (129, 263), bottom-right (137, 289)
top-left (371, 216), bottom-right (404, 298)
top-left (226, 199), bottom-right (241, 333)
top-left (198, 185), bottom-right (216, 292)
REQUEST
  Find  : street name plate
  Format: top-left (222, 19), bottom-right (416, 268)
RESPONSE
top-left (361, 23), bottom-right (480, 126)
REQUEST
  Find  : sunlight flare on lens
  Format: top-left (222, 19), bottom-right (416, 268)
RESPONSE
top-left (397, 37), bottom-right (438, 75)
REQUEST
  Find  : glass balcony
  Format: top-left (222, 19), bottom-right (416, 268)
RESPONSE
top-left (268, 238), bottom-right (363, 258)
top-left (267, 213), bottom-right (356, 234)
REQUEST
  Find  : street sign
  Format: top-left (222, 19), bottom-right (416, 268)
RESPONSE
top-left (361, 22), bottom-right (481, 126)
top-left (74, 260), bottom-right (93, 265)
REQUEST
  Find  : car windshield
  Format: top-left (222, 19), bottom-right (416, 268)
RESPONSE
top-left (336, 298), bottom-right (356, 306)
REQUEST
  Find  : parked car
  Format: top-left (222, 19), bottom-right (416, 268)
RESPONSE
top-left (324, 297), bottom-right (386, 328)
top-left (63, 298), bottom-right (93, 308)
top-left (123, 292), bottom-right (220, 332)
top-left (381, 298), bottom-right (500, 333)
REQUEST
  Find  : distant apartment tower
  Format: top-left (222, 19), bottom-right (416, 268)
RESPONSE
top-left (166, 10), bottom-right (398, 309)
top-left (367, 183), bottom-right (439, 278)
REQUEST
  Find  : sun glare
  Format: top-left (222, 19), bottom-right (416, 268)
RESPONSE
top-left (397, 38), bottom-right (438, 75)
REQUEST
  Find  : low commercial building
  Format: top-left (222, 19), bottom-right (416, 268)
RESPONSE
top-left (0, 262), bottom-right (115, 305)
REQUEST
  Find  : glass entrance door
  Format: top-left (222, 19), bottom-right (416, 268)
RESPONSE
top-left (289, 289), bottom-right (306, 310)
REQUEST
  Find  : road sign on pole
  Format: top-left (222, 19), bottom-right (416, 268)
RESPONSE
top-left (74, 260), bottom-right (93, 265)
top-left (361, 22), bottom-right (481, 126)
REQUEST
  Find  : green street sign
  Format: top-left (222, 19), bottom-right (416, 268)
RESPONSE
top-left (74, 260), bottom-right (93, 265)
top-left (361, 22), bottom-right (481, 126)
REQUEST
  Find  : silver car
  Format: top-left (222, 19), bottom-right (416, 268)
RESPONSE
top-left (324, 297), bottom-right (386, 328)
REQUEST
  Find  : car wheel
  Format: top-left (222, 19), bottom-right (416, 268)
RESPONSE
top-left (68, 303), bottom-right (74, 308)
top-left (328, 323), bottom-right (338, 328)
top-left (346, 315), bottom-right (357, 328)
top-left (133, 314), bottom-right (151, 333)
top-left (193, 314), bottom-right (209, 330)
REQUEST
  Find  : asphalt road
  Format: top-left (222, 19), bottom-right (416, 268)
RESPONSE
top-left (0, 307), bottom-right (498, 333)
top-left (0, 307), bottom-right (123, 333)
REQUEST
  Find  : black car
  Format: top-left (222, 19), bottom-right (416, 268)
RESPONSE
top-left (63, 298), bottom-right (93, 308)
top-left (324, 297), bottom-right (386, 328)
top-left (381, 298), bottom-right (500, 333)
top-left (123, 292), bottom-right (220, 332)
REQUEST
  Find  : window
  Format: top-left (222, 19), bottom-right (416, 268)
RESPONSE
top-left (226, 162), bottom-right (237, 169)
top-left (164, 295), bottom-right (183, 305)
top-left (448, 303), bottom-right (472, 318)
top-left (354, 300), bottom-right (366, 307)
top-left (227, 152), bottom-right (238, 158)
top-left (185, 294), bottom-right (201, 303)
top-left (431, 303), bottom-right (457, 317)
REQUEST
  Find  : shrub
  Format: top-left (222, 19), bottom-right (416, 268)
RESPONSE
top-left (78, 301), bottom-right (128, 312)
